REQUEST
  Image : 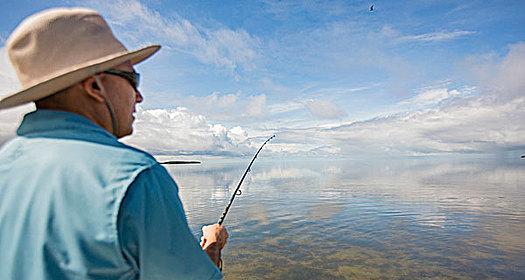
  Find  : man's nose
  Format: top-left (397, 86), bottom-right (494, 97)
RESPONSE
top-left (135, 90), bottom-right (143, 103)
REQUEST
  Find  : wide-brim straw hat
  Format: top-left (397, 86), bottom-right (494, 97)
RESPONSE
top-left (0, 7), bottom-right (160, 109)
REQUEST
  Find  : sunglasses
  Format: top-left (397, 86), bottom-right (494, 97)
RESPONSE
top-left (103, 69), bottom-right (140, 91)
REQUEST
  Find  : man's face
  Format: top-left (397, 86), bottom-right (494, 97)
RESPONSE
top-left (103, 62), bottom-right (143, 138)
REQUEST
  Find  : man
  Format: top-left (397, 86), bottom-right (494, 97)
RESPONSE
top-left (0, 7), bottom-right (228, 279)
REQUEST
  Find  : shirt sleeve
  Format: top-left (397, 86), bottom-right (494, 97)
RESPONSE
top-left (117, 164), bottom-right (222, 280)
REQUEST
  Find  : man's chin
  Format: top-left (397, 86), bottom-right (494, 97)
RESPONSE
top-left (117, 127), bottom-right (133, 139)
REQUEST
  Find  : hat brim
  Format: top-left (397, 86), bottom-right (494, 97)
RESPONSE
top-left (0, 45), bottom-right (160, 109)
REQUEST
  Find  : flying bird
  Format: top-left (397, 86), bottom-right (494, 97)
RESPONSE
top-left (370, 5), bottom-right (374, 11)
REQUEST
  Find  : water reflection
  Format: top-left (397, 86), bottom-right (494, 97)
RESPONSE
top-left (165, 157), bottom-right (525, 279)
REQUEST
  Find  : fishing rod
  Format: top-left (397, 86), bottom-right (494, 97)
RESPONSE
top-left (218, 135), bottom-right (275, 225)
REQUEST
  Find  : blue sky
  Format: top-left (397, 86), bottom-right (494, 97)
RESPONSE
top-left (1, 0), bottom-right (524, 157)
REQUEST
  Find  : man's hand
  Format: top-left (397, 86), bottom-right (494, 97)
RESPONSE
top-left (200, 224), bottom-right (228, 268)
top-left (200, 224), bottom-right (228, 249)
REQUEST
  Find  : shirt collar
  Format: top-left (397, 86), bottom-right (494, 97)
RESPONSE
top-left (17, 109), bottom-right (120, 146)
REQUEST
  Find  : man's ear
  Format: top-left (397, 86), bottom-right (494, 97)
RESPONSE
top-left (80, 76), bottom-right (105, 103)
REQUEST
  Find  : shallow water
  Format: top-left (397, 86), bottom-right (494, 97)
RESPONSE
top-left (165, 157), bottom-right (525, 279)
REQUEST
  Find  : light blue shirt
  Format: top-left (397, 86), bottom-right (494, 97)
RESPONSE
top-left (0, 109), bottom-right (222, 280)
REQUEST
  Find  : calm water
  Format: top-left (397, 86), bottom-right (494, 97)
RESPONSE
top-left (164, 157), bottom-right (525, 279)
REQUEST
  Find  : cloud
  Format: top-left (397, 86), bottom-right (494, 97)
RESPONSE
top-left (261, 0), bottom-right (348, 19)
top-left (328, 96), bottom-right (524, 155)
top-left (268, 42), bottom-right (525, 157)
top-left (264, 19), bottom-right (418, 96)
top-left (86, 0), bottom-right (259, 74)
top-left (469, 43), bottom-right (525, 101)
top-left (0, 47), bottom-right (17, 86)
top-left (124, 107), bottom-right (256, 156)
top-left (245, 95), bottom-right (266, 117)
top-left (380, 25), bottom-right (399, 38)
top-left (398, 88), bottom-right (462, 107)
top-left (184, 91), bottom-right (239, 114)
top-left (228, 126), bottom-right (248, 143)
top-left (263, 141), bottom-right (341, 156)
top-left (0, 47), bottom-right (33, 146)
top-left (0, 104), bottom-right (34, 146)
top-left (0, 3), bottom-right (521, 160)
top-left (258, 77), bottom-right (291, 95)
top-left (268, 101), bottom-right (304, 115)
top-left (305, 99), bottom-right (347, 119)
top-left (0, 46), bottom-right (263, 157)
top-left (170, 92), bottom-right (270, 122)
top-left (266, 94), bottom-right (523, 157)
top-left (382, 25), bottom-right (476, 43)
top-left (398, 30), bottom-right (476, 43)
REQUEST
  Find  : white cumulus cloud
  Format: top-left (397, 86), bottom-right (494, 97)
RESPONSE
top-left (124, 107), bottom-right (254, 156)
